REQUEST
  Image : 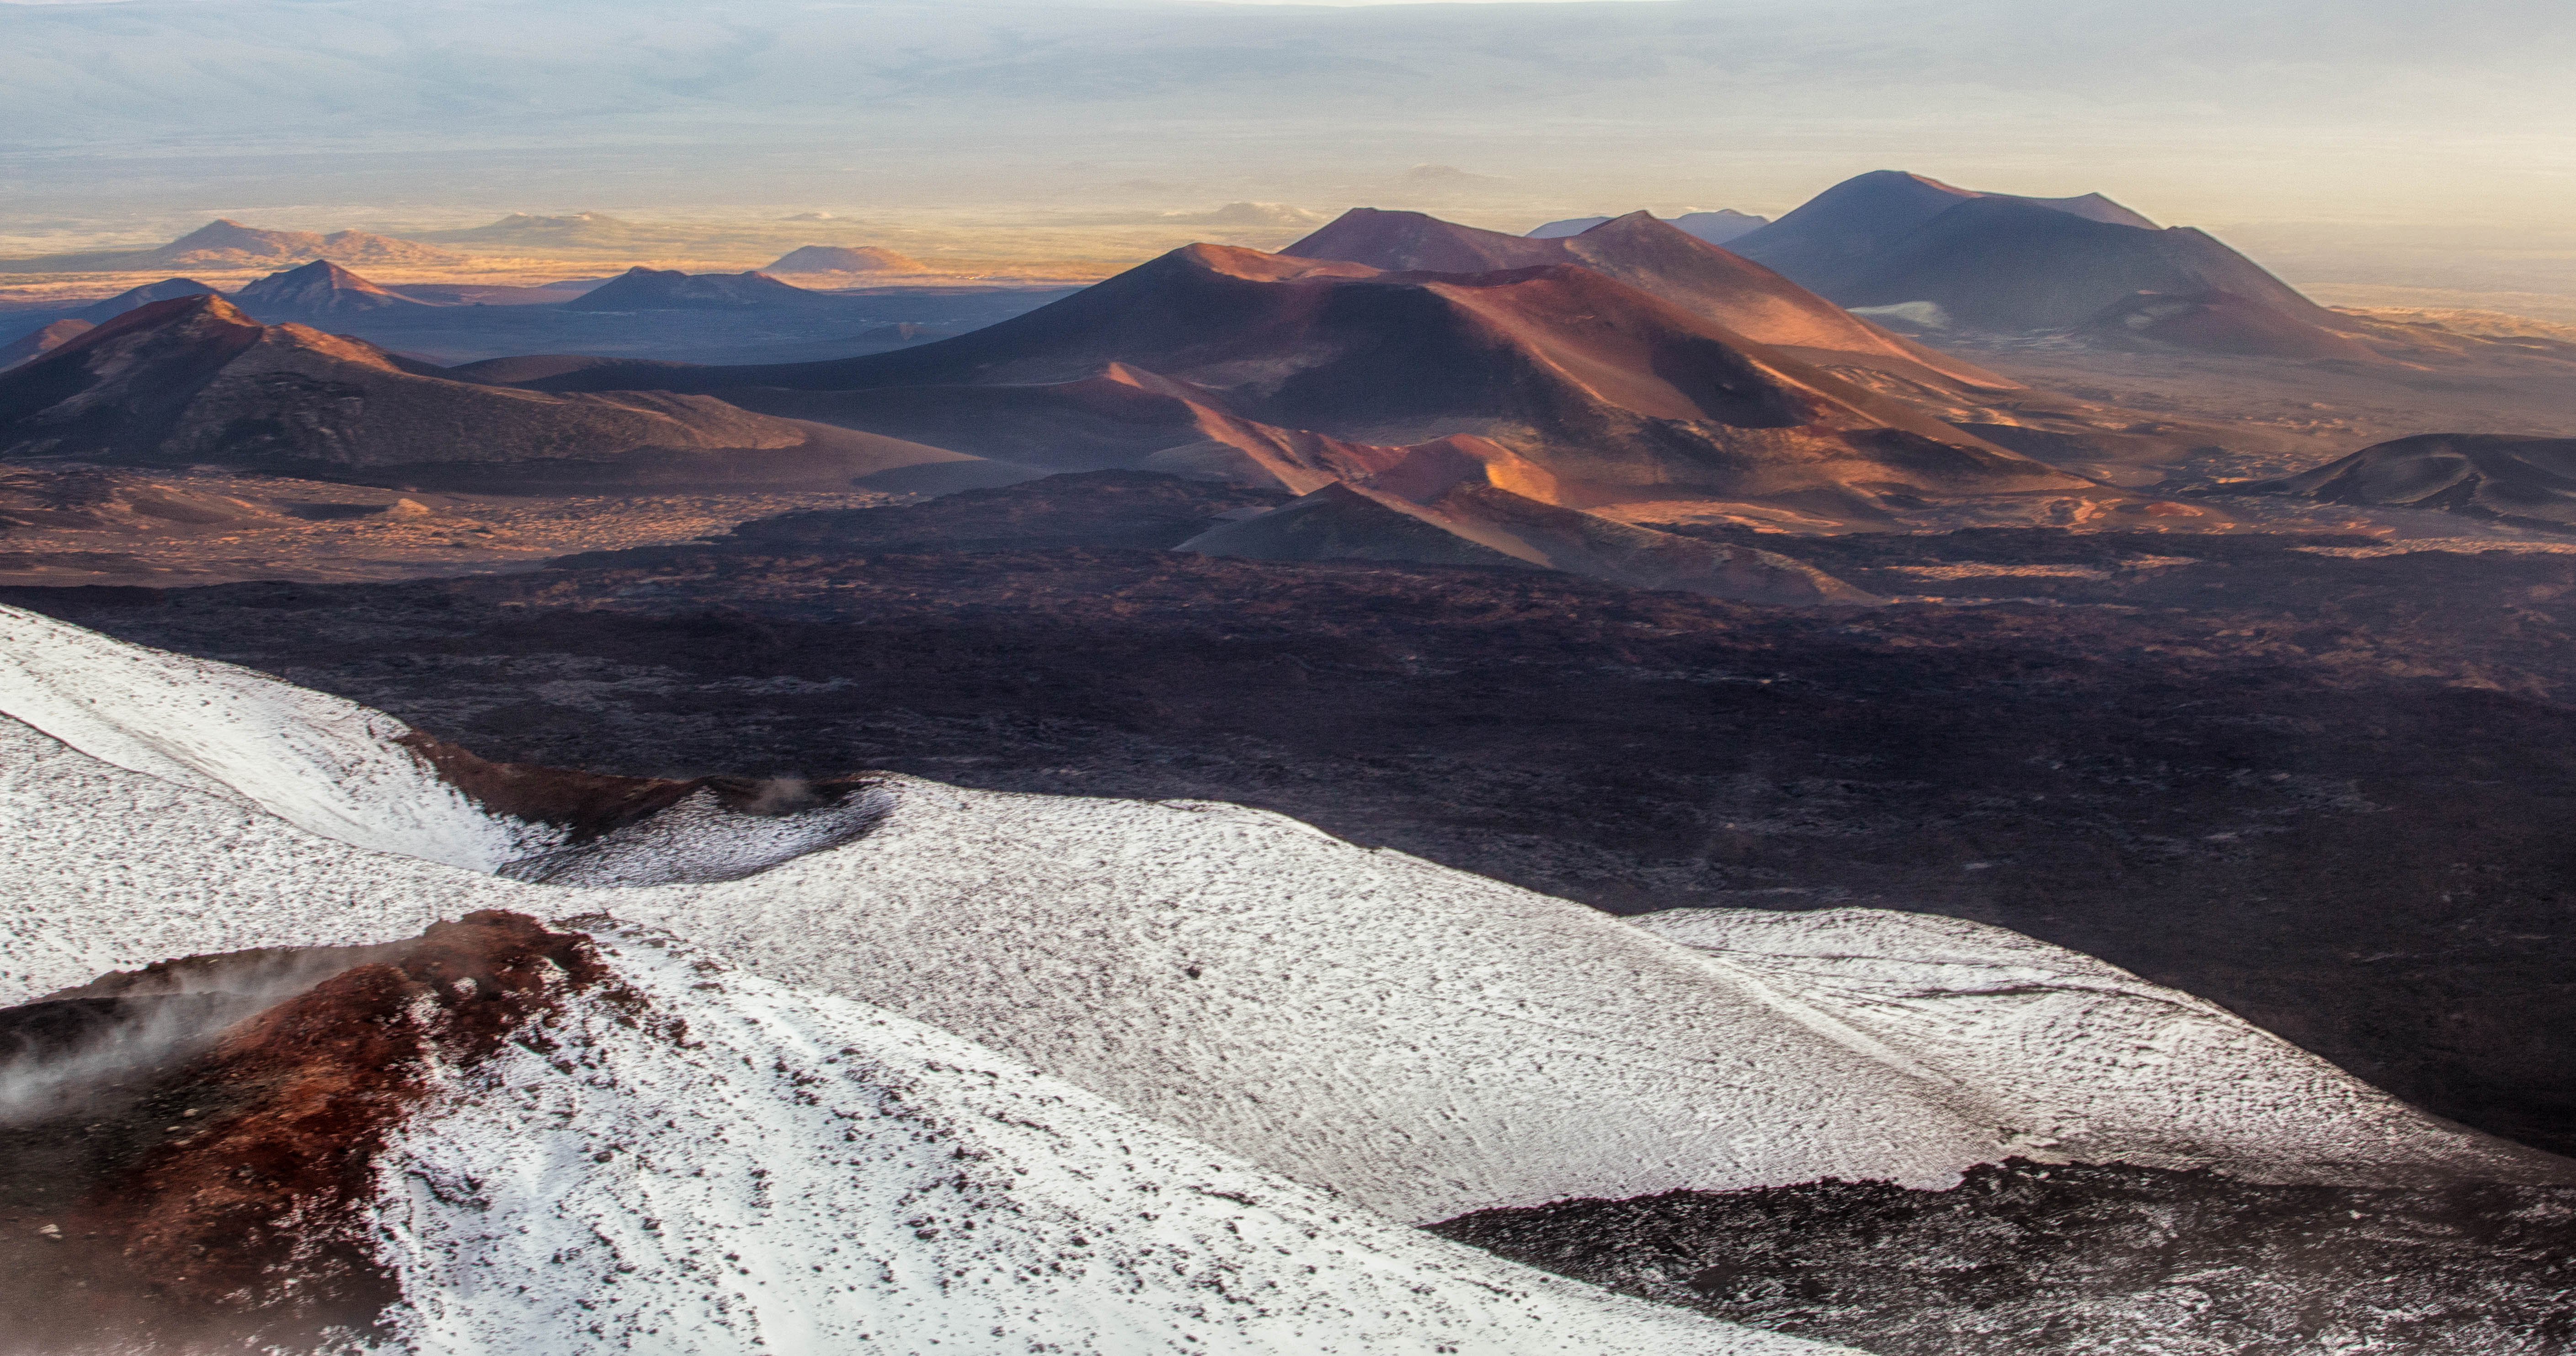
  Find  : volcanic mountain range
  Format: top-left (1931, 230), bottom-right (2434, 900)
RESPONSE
top-left (0, 294), bottom-right (963, 490)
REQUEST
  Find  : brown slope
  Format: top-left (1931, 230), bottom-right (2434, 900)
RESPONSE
top-left (0, 295), bottom-right (971, 491)
top-left (1283, 208), bottom-right (2011, 389)
top-left (1182, 434), bottom-right (1881, 604)
top-left (513, 244), bottom-right (2079, 511)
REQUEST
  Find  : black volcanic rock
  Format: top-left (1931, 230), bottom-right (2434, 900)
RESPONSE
top-left (565, 267), bottom-right (833, 310)
top-left (233, 260), bottom-right (435, 321)
top-left (2242, 434), bottom-right (2576, 529)
top-left (0, 294), bottom-right (967, 489)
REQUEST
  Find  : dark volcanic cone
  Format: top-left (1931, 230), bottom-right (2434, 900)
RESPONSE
top-left (2239, 433), bottom-right (2576, 529)
top-left (232, 259), bottom-right (434, 322)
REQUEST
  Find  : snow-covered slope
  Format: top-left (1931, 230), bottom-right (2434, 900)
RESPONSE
top-left (372, 921), bottom-right (1826, 1355)
top-left (1, 603), bottom-right (2562, 1246)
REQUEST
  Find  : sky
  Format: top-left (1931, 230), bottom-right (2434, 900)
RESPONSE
top-left (2, 0), bottom-right (2570, 294)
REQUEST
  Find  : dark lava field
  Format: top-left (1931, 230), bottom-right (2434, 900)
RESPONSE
top-left (10, 473), bottom-right (2576, 1163)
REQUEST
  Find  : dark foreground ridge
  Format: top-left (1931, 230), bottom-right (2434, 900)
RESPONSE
top-left (1429, 1158), bottom-right (2576, 1355)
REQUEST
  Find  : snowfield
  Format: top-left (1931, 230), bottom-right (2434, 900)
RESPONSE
top-left (372, 921), bottom-right (1826, 1355)
top-left (1, 602), bottom-right (2567, 1351)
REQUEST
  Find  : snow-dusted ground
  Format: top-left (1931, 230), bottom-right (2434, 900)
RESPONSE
top-left (373, 922), bottom-right (1828, 1356)
top-left (1, 605), bottom-right (2565, 1294)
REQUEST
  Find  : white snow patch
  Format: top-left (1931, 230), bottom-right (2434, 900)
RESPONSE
top-left (372, 924), bottom-right (1835, 1356)
top-left (0, 606), bottom-right (2563, 1249)
top-left (0, 605), bottom-right (550, 870)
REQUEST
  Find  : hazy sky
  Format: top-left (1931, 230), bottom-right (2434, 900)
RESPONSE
top-left (4, 0), bottom-right (2571, 289)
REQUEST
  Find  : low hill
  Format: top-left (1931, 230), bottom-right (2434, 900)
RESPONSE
top-left (1282, 208), bottom-right (2009, 389)
top-left (2240, 434), bottom-right (2576, 529)
top-left (232, 259), bottom-right (436, 321)
top-left (0, 319), bottom-right (92, 371)
top-left (564, 266), bottom-right (835, 310)
top-left (0, 295), bottom-right (963, 490)
top-left (764, 245), bottom-right (927, 274)
top-left (504, 243), bottom-right (2076, 514)
top-left (16, 219), bottom-right (465, 272)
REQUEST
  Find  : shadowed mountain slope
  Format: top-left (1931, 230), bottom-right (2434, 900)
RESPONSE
top-left (509, 244), bottom-right (2076, 512)
top-left (1727, 171), bottom-right (2158, 288)
top-left (233, 260), bottom-right (436, 322)
top-left (0, 320), bottom-right (92, 371)
top-left (0, 295), bottom-right (963, 490)
top-left (1283, 208), bottom-right (2006, 389)
top-left (2241, 434), bottom-right (2576, 529)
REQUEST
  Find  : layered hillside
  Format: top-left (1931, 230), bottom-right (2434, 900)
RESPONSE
top-left (0, 295), bottom-right (963, 489)
top-left (509, 244), bottom-right (2078, 513)
top-left (1283, 208), bottom-right (2006, 388)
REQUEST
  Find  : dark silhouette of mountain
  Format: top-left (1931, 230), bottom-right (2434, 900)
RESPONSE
top-left (1724, 172), bottom-right (2362, 352)
top-left (66, 278), bottom-right (222, 324)
top-left (1670, 210), bottom-right (1771, 246)
top-left (0, 320), bottom-right (92, 371)
top-left (504, 243), bottom-right (2075, 513)
top-left (764, 246), bottom-right (927, 274)
top-left (564, 267), bottom-right (835, 310)
top-left (1529, 210), bottom-right (1768, 246)
top-left (2242, 434), bottom-right (2576, 529)
top-left (1279, 208), bottom-right (2009, 389)
top-left (1809, 197), bottom-right (2351, 335)
top-left (232, 260), bottom-right (437, 321)
top-left (0, 295), bottom-right (963, 490)
top-left (1727, 171), bottom-right (2158, 290)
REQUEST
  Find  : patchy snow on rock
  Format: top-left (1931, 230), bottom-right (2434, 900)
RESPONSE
top-left (373, 922), bottom-right (1829, 1356)
top-left (0, 604), bottom-right (551, 870)
top-left (1626, 906), bottom-right (2550, 1183)
top-left (0, 607), bottom-right (2561, 1251)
